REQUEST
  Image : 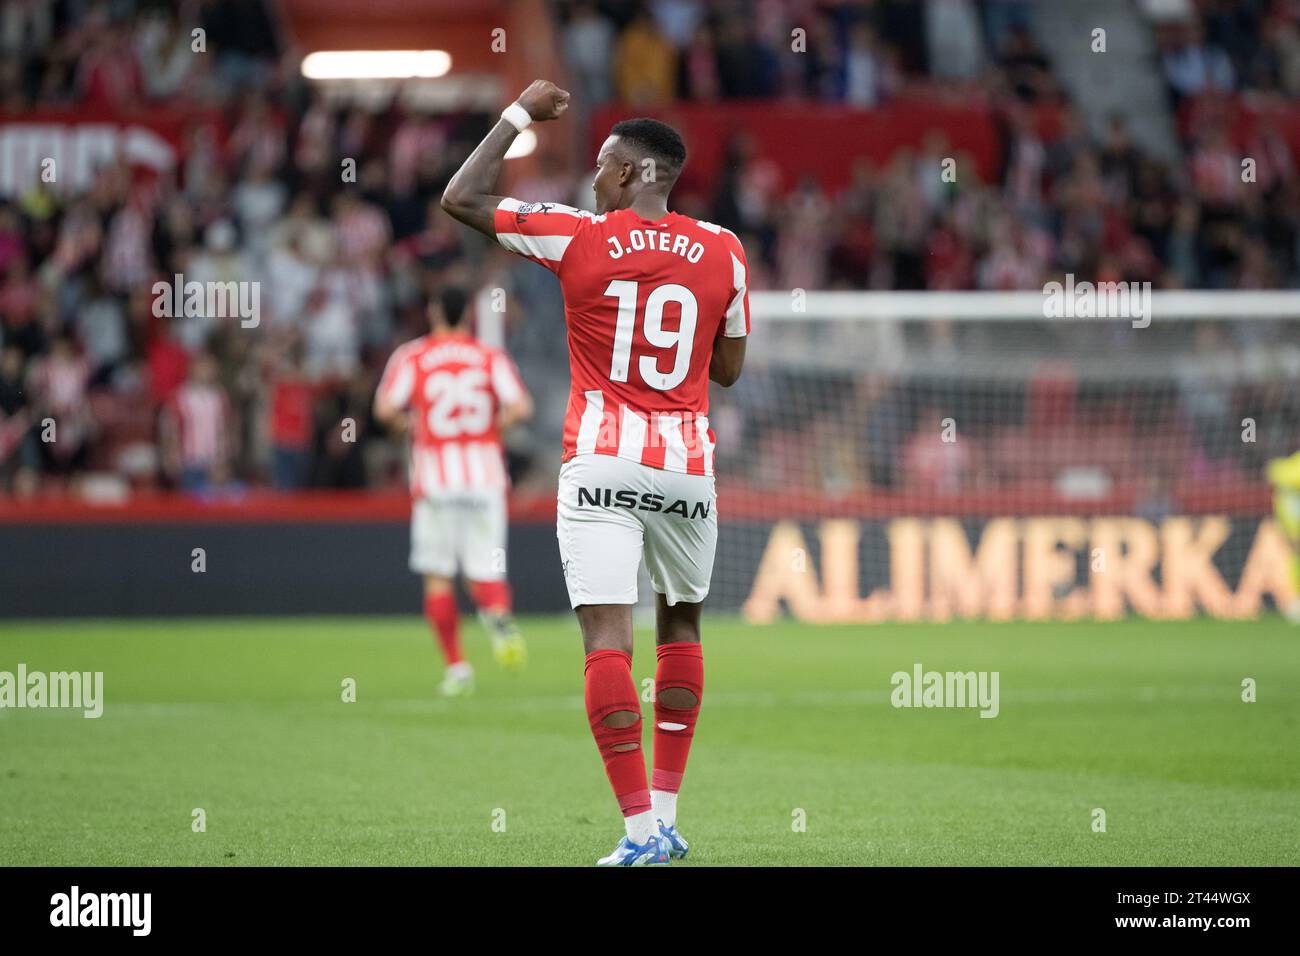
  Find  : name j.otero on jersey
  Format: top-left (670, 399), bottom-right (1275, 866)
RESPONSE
top-left (606, 229), bottom-right (706, 262)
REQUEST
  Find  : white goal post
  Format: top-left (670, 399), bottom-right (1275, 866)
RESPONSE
top-left (749, 290), bottom-right (1300, 321)
top-left (706, 290), bottom-right (1300, 622)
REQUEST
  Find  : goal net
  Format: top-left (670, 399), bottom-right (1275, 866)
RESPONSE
top-left (706, 291), bottom-right (1300, 622)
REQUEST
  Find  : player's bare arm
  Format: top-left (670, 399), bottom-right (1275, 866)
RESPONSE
top-left (710, 335), bottom-right (746, 387)
top-left (440, 80), bottom-right (570, 238)
top-left (498, 393), bottom-right (534, 431)
top-left (372, 394), bottom-right (409, 433)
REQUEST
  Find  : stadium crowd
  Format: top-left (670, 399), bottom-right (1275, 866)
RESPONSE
top-left (0, 0), bottom-right (1297, 498)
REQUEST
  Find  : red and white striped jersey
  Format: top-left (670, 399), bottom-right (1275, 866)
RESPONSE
top-left (168, 383), bottom-right (230, 468)
top-left (377, 332), bottom-right (526, 498)
top-left (494, 198), bottom-right (749, 477)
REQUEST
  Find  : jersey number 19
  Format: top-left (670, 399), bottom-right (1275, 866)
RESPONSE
top-left (604, 279), bottom-right (698, 391)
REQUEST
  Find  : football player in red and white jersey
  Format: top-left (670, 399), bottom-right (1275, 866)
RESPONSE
top-left (442, 81), bottom-right (749, 865)
top-left (374, 287), bottom-right (534, 697)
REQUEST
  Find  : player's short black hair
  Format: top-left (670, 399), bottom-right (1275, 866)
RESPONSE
top-left (437, 287), bottom-right (468, 327)
top-left (609, 117), bottom-right (686, 178)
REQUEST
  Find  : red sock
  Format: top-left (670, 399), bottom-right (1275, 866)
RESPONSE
top-left (424, 593), bottom-right (463, 665)
top-left (652, 642), bottom-right (703, 794)
top-left (584, 649), bottom-right (650, 817)
top-left (471, 580), bottom-right (511, 614)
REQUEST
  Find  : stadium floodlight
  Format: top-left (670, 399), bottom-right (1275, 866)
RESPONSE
top-left (300, 50), bottom-right (452, 80)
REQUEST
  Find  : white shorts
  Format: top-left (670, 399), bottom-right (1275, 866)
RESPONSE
top-left (409, 492), bottom-right (508, 581)
top-left (556, 454), bottom-right (717, 608)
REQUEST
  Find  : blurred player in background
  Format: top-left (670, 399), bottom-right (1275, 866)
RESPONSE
top-left (1267, 450), bottom-right (1300, 623)
top-left (441, 80), bottom-right (750, 865)
top-left (374, 287), bottom-right (533, 695)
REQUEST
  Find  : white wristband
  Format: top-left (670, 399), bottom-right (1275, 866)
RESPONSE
top-left (501, 102), bottom-right (532, 132)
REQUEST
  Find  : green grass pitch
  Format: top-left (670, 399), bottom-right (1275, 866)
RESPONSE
top-left (1, 616), bottom-right (1297, 866)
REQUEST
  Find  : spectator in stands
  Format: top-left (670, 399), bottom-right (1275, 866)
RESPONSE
top-left (77, 22), bottom-right (143, 109)
top-left (1001, 101), bottom-right (1048, 219)
top-left (29, 335), bottom-right (93, 485)
top-left (200, 0), bottom-right (279, 92)
top-left (178, 220), bottom-right (249, 353)
top-left (801, 12), bottom-right (843, 100)
top-left (712, 132), bottom-right (781, 245)
top-left (160, 351), bottom-right (232, 494)
top-left (0, 0), bottom-right (54, 62)
top-left (651, 0), bottom-right (702, 49)
top-left (1245, 112), bottom-right (1297, 193)
top-left (232, 154), bottom-right (288, 260)
top-left (1100, 114), bottom-right (1142, 200)
top-left (76, 273), bottom-right (128, 385)
top-left (713, 13), bottom-right (778, 98)
top-left (875, 151), bottom-right (930, 290)
top-left (266, 222), bottom-right (323, 332)
top-left (153, 194), bottom-right (197, 277)
top-left (1054, 150), bottom-right (1108, 257)
top-left (1161, 18), bottom-right (1236, 106)
top-left (1045, 104), bottom-right (1090, 186)
top-left (614, 8), bottom-right (677, 104)
top-left (1188, 121), bottom-right (1242, 210)
top-left (311, 374), bottom-right (370, 489)
top-left (860, 376), bottom-right (905, 489)
top-left (875, 0), bottom-right (927, 74)
top-left (563, 0), bottom-right (615, 106)
top-left (227, 90), bottom-right (286, 176)
top-left (102, 192), bottom-right (154, 295)
top-left (0, 344), bottom-right (38, 494)
top-left (391, 198), bottom-right (466, 282)
top-left (1236, 236), bottom-right (1280, 288)
top-left (266, 334), bottom-right (317, 490)
top-left (332, 189), bottom-right (390, 274)
top-left (926, 207), bottom-right (975, 290)
top-left (0, 204), bottom-right (27, 274)
top-left (925, 0), bottom-right (986, 81)
top-left (978, 214), bottom-right (1047, 289)
top-left (1268, 16), bottom-right (1300, 97)
top-left (146, 320), bottom-right (189, 406)
top-left (843, 21), bottom-right (898, 107)
top-left (0, 253), bottom-right (42, 334)
top-left (136, 8), bottom-right (200, 101)
top-left (997, 24), bottom-right (1054, 102)
top-left (301, 274), bottom-right (362, 381)
top-left (902, 404), bottom-right (978, 495)
top-left (980, 0), bottom-right (1034, 58)
top-left (181, 123), bottom-right (223, 205)
top-left (826, 158), bottom-right (876, 282)
top-left (916, 131), bottom-right (954, 214)
top-left (388, 107), bottom-right (445, 201)
top-left (776, 176), bottom-right (831, 291)
top-left (681, 22), bottom-right (721, 100)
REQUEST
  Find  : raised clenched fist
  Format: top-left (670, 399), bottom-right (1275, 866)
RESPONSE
top-left (517, 80), bottom-right (570, 122)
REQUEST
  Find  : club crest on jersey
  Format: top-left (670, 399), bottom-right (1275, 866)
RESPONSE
top-left (514, 201), bottom-right (553, 222)
top-left (577, 487), bottom-right (711, 519)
